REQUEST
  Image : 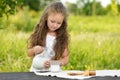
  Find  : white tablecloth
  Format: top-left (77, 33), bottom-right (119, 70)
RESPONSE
top-left (34, 70), bottom-right (120, 80)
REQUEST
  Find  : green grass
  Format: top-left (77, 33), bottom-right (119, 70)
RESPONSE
top-left (0, 12), bottom-right (120, 72)
top-left (0, 30), bottom-right (31, 72)
top-left (68, 15), bottom-right (120, 34)
top-left (64, 33), bottom-right (120, 70)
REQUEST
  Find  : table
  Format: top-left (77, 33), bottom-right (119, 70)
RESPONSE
top-left (0, 72), bottom-right (71, 80)
top-left (0, 71), bottom-right (120, 80)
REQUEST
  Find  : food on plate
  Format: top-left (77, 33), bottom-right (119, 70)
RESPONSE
top-left (84, 70), bottom-right (89, 76)
top-left (67, 70), bottom-right (96, 76)
top-left (89, 71), bottom-right (96, 76)
top-left (67, 72), bottom-right (83, 76)
top-left (84, 70), bottom-right (96, 76)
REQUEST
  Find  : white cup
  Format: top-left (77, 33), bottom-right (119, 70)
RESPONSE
top-left (50, 61), bottom-right (60, 72)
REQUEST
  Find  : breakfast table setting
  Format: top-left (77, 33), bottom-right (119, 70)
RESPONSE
top-left (0, 61), bottom-right (120, 80)
top-left (0, 70), bottom-right (120, 80)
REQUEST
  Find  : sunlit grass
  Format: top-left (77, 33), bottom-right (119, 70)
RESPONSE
top-left (0, 30), bottom-right (31, 72)
top-left (63, 33), bottom-right (120, 70)
top-left (68, 15), bottom-right (120, 35)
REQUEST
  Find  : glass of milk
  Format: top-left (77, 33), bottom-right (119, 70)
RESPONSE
top-left (50, 60), bottom-right (60, 72)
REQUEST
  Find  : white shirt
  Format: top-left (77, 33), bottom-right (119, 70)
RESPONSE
top-left (46, 34), bottom-right (56, 48)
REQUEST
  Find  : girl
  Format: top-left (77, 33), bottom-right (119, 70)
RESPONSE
top-left (27, 1), bottom-right (69, 71)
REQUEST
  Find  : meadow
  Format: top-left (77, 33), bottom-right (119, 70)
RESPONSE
top-left (0, 10), bottom-right (120, 72)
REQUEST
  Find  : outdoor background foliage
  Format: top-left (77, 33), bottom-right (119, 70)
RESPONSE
top-left (0, 0), bottom-right (120, 72)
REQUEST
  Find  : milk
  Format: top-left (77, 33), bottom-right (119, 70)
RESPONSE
top-left (50, 61), bottom-right (60, 72)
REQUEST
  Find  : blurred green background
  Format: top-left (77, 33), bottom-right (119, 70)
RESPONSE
top-left (0, 0), bottom-right (120, 72)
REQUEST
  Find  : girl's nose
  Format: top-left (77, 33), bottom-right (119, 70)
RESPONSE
top-left (53, 23), bottom-right (57, 27)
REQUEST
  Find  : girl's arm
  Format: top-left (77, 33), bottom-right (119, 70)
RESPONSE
top-left (27, 47), bottom-right (35, 58)
top-left (27, 45), bottom-right (44, 58)
top-left (59, 48), bottom-right (69, 66)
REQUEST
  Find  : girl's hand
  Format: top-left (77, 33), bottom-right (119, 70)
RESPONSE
top-left (44, 60), bottom-right (50, 68)
top-left (34, 45), bottom-right (44, 54)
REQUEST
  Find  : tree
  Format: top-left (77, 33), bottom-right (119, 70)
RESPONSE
top-left (111, 0), bottom-right (118, 15)
top-left (23, 0), bottom-right (40, 11)
top-left (92, 0), bottom-right (96, 16)
top-left (23, 0), bottom-right (60, 11)
top-left (66, 2), bottom-right (78, 15)
top-left (0, 0), bottom-right (18, 17)
top-left (0, 0), bottom-right (60, 17)
top-left (116, 0), bottom-right (120, 13)
top-left (75, 0), bottom-right (108, 16)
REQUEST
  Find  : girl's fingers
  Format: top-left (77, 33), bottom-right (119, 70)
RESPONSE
top-left (44, 61), bottom-right (50, 68)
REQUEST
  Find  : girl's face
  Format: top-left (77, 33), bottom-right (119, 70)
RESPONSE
top-left (47, 13), bottom-right (64, 32)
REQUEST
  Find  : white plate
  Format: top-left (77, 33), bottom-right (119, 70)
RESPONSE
top-left (56, 70), bottom-right (92, 79)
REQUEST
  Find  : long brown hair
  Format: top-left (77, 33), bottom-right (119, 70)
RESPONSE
top-left (28, 1), bottom-right (69, 60)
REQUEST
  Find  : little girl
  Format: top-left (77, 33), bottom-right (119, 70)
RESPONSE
top-left (27, 1), bottom-right (69, 71)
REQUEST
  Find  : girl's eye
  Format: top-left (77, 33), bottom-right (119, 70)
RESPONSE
top-left (57, 22), bottom-right (61, 24)
top-left (51, 20), bottom-right (55, 23)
